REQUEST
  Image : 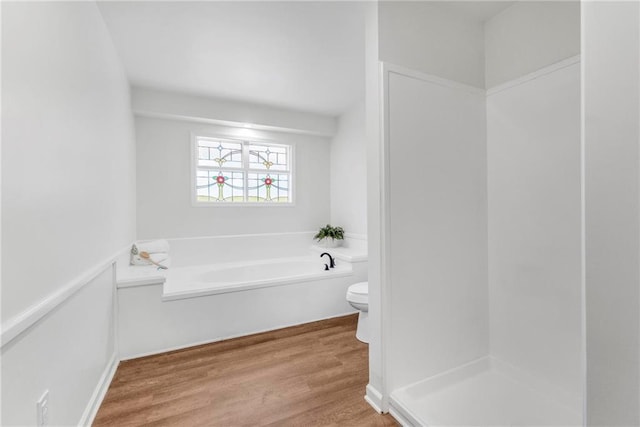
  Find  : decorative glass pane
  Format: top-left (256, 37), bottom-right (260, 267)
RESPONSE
top-left (247, 173), bottom-right (290, 203)
top-left (197, 138), bottom-right (243, 169)
top-left (248, 144), bottom-right (288, 171)
top-left (196, 169), bottom-right (244, 202)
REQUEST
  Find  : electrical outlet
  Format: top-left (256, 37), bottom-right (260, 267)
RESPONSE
top-left (36, 390), bottom-right (49, 426)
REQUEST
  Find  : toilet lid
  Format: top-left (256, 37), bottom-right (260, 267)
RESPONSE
top-left (348, 282), bottom-right (368, 295)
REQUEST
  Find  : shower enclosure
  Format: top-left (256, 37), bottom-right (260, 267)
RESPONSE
top-left (370, 1), bottom-right (640, 425)
top-left (384, 57), bottom-right (581, 425)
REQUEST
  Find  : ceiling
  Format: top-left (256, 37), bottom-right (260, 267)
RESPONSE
top-left (97, 1), bottom-right (366, 117)
top-left (98, 1), bottom-right (515, 118)
top-left (436, 1), bottom-right (515, 22)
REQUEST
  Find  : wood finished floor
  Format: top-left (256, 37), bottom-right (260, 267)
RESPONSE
top-left (94, 314), bottom-right (398, 426)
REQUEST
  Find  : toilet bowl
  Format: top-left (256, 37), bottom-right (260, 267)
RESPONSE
top-left (346, 281), bottom-right (369, 343)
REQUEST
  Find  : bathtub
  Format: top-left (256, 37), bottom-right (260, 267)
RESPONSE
top-left (116, 232), bottom-right (368, 359)
top-left (163, 256), bottom-right (353, 301)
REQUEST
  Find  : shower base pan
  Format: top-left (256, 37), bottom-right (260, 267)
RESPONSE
top-left (389, 357), bottom-right (581, 426)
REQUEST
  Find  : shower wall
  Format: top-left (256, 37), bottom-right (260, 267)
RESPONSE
top-left (375, 1), bottom-right (488, 397)
top-left (485, 1), bottom-right (582, 406)
top-left (386, 69), bottom-right (488, 392)
top-left (486, 61), bottom-right (582, 404)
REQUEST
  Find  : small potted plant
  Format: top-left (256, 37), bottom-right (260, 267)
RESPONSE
top-left (314, 224), bottom-right (345, 248)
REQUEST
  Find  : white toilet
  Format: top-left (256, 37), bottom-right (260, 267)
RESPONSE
top-left (346, 281), bottom-right (369, 343)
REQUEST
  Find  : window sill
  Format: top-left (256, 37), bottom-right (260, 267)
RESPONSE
top-left (191, 202), bottom-right (296, 208)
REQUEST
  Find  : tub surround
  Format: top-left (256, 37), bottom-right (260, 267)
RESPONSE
top-left (115, 232), bottom-right (367, 359)
top-left (313, 249), bottom-right (365, 264)
top-left (117, 264), bottom-right (166, 288)
top-left (118, 256), bottom-right (354, 302)
top-left (117, 232), bottom-right (367, 296)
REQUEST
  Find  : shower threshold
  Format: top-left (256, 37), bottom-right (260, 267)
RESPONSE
top-left (389, 357), bottom-right (581, 426)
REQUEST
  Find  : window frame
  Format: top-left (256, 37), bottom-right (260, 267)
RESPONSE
top-left (190, 132), bottom-right (296, 207)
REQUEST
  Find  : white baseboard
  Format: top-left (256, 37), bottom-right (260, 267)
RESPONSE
top-left (79, 353), bottom-right (119, 426)
top-left (389, 394), bottom-right (423, 427)
top-left (389, 405), bottom-right (415, 427)
top-left (365, 383), bottom-right (385, 413)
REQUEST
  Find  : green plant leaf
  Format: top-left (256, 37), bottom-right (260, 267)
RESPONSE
top-left (313, 224), bottom-right (345, 241)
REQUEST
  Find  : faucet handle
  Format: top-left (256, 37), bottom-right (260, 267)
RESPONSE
top-left (324, 263), bottom-right (330, 271)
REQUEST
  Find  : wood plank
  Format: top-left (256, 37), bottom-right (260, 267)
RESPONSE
top-left (94, 314), bottom-right (397, 426)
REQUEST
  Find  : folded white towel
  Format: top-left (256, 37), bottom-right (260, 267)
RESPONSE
top-left (132, 239), bottom-right (170, 254)
top-left (130, 252), bottom-right (169, 267)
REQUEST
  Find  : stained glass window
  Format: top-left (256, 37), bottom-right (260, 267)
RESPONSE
top-left (194, 136), bottom-right (292, 204)
top-left (247, 173), bottom-right (290, 203)
top-left (196, 170), bottom-right (244, 202)
top-left (197, 139), bottom-right (242, 169)
top-left (248, 144), bottom-right (289, 171)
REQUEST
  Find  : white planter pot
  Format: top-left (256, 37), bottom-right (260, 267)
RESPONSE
top-left (317, 239), bottom-right (343, 248)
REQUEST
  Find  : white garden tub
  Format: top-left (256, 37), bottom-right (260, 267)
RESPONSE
top-left (115, 232), bottom-right (368, 359)
top-left (163, 256), bottom-right (353, 301)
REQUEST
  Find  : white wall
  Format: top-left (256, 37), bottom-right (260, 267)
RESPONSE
top-left (330, 101), bottom-right (367, 236)
top-left (484, 0), bottom-right (582, 410)
top-left (1, 1), bottom-right (136, 424)
top-left (364, 0), bottom-right (385, 411)
top-left (132, 86), bottom-right (337, 137)
top-left (2, 268), bottom-right (117, 426)
top-left (378, 1), bottom-right (485, 88)
top-left (2, 2), bottom-right (136, 323)
top-left (487, 62), bottom-right (582, 406)
top-left (135, 116), bottom-right (331, 239)
top-left (583, 2), bottom-right (640, 424)
top-left (386, 70), bottom-right (488, 391)
top-left (484, 1), bottom-right (580, 89)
